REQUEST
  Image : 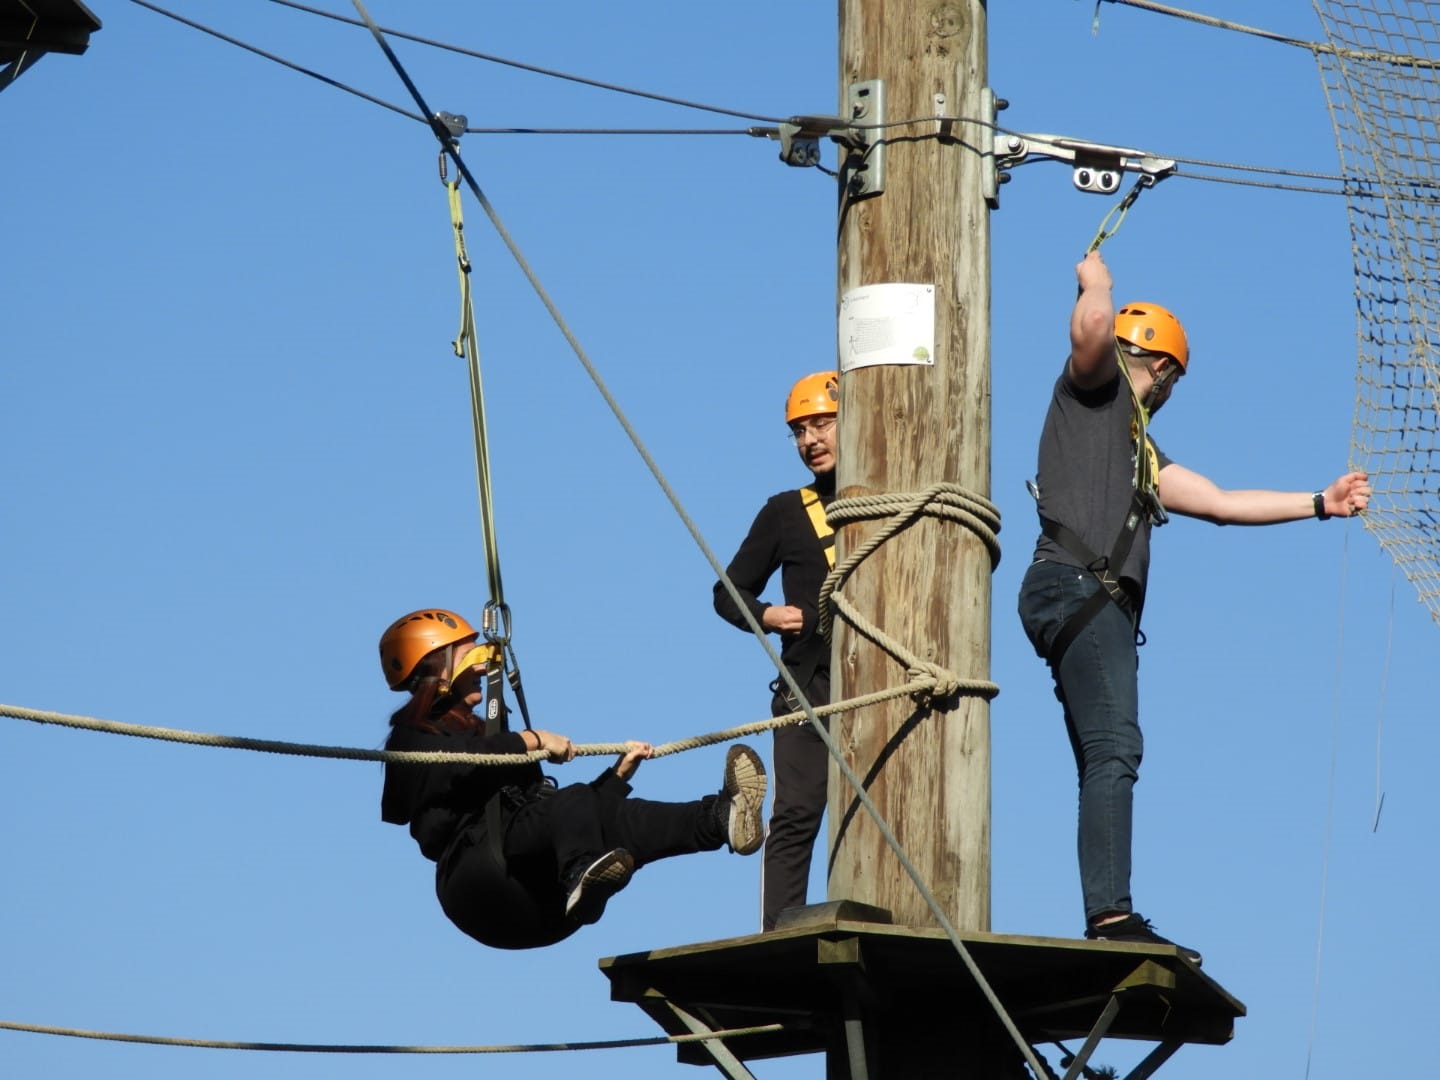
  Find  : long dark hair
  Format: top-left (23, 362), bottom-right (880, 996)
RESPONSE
top-left (389, 646), bottom-right (484, 735)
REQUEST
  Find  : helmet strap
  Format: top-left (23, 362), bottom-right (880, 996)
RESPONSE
top-left (1142, 361), bottom-right (1180, 414)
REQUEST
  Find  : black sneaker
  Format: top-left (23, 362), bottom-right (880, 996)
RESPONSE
top-left (1085, 913), bottom-right (1203, 966)
top-left (719, 744), bottom-right (767, 855)
top-left (564, 848), bottom-right (635, 925)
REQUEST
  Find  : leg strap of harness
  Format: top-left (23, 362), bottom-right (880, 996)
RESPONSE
top-left (1040, 506), bottom-right (1143, 668)
top-left (1046, 585), bottom-right (1120, 669)
top-left (485, 791), bottom-right (509, 868)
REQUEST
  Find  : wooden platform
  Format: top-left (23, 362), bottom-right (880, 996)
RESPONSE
top-left (600, 903), bottom-right (1245, 1078)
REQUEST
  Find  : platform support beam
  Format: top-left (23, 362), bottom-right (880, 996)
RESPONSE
top-left (664, 1000), bottom-right (757, 1080)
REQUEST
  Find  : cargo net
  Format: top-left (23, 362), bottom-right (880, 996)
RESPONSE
top-left (1313, 2), bottom-right (1440, 622)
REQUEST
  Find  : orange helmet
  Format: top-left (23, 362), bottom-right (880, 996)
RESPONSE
top-left (1115, 302), bottom-right (1189, 371)
top-left (785, 371), bottom-right (840, 424)
top-left (379, 609), bottom-right (477, 690)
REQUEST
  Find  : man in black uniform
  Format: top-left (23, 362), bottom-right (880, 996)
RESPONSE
top-left (714, 371), bottom-right (838, 931)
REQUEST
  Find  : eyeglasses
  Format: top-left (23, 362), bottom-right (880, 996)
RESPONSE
top-left (787, 416), bottom-right (836, 442)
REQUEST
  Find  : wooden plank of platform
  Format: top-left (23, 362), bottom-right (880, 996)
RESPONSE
top-left (600, 907), bottom-right (1245, 1069)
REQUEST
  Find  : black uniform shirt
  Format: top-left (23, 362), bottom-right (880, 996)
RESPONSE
top-left (713, 472), bottom-right (835, 690)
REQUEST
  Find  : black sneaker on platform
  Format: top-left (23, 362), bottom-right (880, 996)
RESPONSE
top-left (1085, 913), bottom-right (1203, 966)
top-left (564, 848), bottom-right (635, 925)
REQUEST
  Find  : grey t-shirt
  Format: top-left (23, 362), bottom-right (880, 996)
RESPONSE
top-left (1029, 367), bottom-right (1173, 597)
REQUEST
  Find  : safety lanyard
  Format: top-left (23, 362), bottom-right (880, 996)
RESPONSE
top-left (442, 156), bottom-right (534, 734)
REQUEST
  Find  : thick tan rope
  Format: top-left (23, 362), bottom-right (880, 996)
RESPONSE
top-left (0, 1017), bottom-right (783, 1054)
top-left (817, 482), bottom-right (1002, 701)
top-left (0, 684), bottom-right (930, 766)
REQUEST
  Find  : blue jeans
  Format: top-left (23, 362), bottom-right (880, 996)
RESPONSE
top-left (1018, 559), bottom-right (1143, 924)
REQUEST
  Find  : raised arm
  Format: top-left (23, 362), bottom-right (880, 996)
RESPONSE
top-left (1158, 465), bottom-right (1372, 525)
top-left (1068, 251), bottom-right (1118, 390)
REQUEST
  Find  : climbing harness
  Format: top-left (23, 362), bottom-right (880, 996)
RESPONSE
top-left (799, 485), bottom-right (836, 569)
top-left (1032, 345), bottom-right (1170, 668)
top-left (1032, 172), bottom-right (1183, 666)
top-left (440, 145), bottom-right (534, 734)
top-left (1036, 496), bottom-right (1147, 668)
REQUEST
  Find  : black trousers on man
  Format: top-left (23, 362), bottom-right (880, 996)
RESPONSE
top-left (762, 669), bottom-right (829, 931)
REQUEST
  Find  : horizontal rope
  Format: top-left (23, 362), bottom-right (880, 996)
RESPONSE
top-left (0, 1017), bottom-right (784, 1054)
top-left (0, 682), bottom-right (936, 766)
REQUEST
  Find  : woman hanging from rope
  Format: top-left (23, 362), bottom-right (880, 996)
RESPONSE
top-left (379, 609), bottom-right (767, 949)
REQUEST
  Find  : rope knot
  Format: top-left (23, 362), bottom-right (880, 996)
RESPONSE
top-left (908, 663), bottom-right (960, 701)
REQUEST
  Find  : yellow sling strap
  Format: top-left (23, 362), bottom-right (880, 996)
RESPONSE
top-left (800, 486), bottom-right (836, 569)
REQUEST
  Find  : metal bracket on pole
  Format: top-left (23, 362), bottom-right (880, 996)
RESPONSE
top-left (846, 79), bottom-right (886, 198)
top-left (776, 116), bottom-right (829, 168)
top-left (992, 130), bottom-right (1176, 195)
top-left (768, 79), bottom-right (886, 198)
top-left (981, 87), bottom-right (1007, 209)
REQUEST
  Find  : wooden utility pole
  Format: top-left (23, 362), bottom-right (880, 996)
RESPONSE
top-left (830, 2), bottom-right (992, 930)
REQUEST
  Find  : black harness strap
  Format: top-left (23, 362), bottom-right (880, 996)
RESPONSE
top-left (1041, 495), bottom-right (1146, 668)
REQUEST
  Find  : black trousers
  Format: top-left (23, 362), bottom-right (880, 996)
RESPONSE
top-left (505, 780), bottom-right (724, 885)
top-left (762, 669), bottom-right (830, 931)
top-left (438, 778), bottom-right (724, 950)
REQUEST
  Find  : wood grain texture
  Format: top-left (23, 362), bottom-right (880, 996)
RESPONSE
top-left (829, 0), bottom-right (993, 933)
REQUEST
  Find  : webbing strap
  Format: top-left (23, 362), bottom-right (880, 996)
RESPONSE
top-left (446, 176), bottom-right (506, 609)
top-left (1040, 501), bottom-right (1143, 668)
top-left (800, 486), bottom-right (836, 569)
top-left (444, 169), bottom-right (536, 732)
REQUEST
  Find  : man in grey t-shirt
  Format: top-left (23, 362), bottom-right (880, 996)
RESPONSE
top-left (1018, 250), bottom-right (1372, 966)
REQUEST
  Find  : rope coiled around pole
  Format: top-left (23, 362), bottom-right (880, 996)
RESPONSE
top-left (818, 481), bottom-right (1001, 701)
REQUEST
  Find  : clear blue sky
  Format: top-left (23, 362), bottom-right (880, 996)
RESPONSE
top-left (4, 2), bottom-right (1434, 1078)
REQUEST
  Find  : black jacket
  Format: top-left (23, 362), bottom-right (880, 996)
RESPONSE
top-left (381, 718), bottom-right (540, 862)
top-left (713, 474), bottom-right (834, 692)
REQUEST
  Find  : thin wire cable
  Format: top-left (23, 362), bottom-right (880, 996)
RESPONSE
top-left (1305, 525), bottom-right (1350, 1080)
top-left (1097, 0), bottom-right (1326, 50)
top-left (1373, 566), bottom-right (1395, 832)
top-left (0, 1018), bottom-right (784, 1054)
top-left (1007, 151), bottom-right (1440, 200)
top-left (132, 0), bottom-right (772, 141)
top-left (1166, 152), bottom-right (1353, 183)
top-left (990, 123), bottom-right (1387, 198)
top-left (1176, 166), bottom-right (1440, 200)
top-left (1098, 0), bottom-right (1440, 68)
top-left (1173, 169), bottom-right (1356, 197)
top-left (346, 7), bottom-right (1046, 1076)
top-left (128, 0), bottom-right (423, 122)
top-left (267, 0), bottom-right (786, 123)
top-left (124, 0), bottom-right (1386, 203)
top-left (463, 127), bottom-right (765, 136)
